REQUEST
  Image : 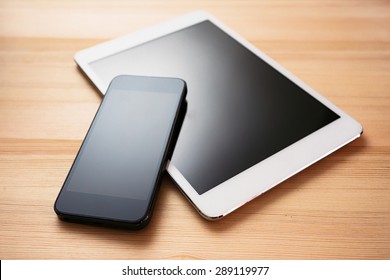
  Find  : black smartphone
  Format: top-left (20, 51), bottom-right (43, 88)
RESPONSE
top-left (54, 75), bottom-right (187, 229)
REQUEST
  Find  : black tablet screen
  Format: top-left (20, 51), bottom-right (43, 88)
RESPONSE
top-left (90, 20), bottom-right (339, 195)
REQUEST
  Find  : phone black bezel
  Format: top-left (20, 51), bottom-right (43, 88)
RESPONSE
top-left (54, 75), bottom-right (187, 229)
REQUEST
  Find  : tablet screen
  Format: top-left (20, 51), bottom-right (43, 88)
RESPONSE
top-left (89, 20), bottom-right (339, 195)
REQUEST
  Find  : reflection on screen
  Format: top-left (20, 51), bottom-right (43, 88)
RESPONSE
top-left (66, 89), bottom-right (179, 200)
top-left (90, 21), bottom-right (339, 195)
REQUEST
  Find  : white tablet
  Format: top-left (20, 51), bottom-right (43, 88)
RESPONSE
top-left (75, 11), bottom-right (362, 219)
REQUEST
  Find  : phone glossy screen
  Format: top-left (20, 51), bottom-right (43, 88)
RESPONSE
top-left (66, 89), bottom-right (179, 199)
top-left (89, 21), bottom-right (340, 195)
top-left (55, 76), bottom-right (185, 223)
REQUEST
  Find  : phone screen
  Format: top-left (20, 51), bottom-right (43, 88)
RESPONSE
top-left (66, 89), bottom-right (179, 200)
top-left (55, 76), bottom-right (186, 227)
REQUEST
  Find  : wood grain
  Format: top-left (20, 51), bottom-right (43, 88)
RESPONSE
top-left (0, 0), bottom-right (389, 259)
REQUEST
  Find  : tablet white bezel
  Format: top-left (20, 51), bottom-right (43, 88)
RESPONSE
top-left (75, 11), bottom-right (363, 219)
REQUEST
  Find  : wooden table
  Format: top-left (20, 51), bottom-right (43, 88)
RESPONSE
top-left (1, 0), bottom-right (389, 259)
